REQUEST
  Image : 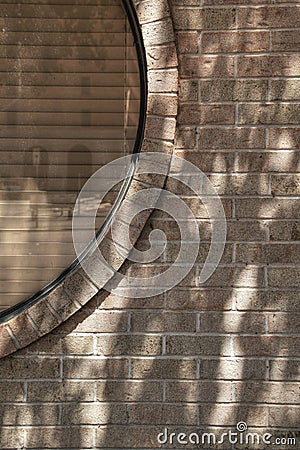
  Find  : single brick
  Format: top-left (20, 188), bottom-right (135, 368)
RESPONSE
top-left (142, 19), bottom-right (174, 46)
top-left (200, 312), bottom-right (265, 334)
top-left (268, 313), bottom-right (300, 334)
top-left (269, 406), bottom-right (299, 428)
top-left (269, 360), bottom-right (300, 380)
top-left (26, 427), bottom-right (93, 448)
top-left (0, 382), bottom-right (24, 402)
top-left (268, 268), bottom-right (300, 289)
top-left (198, 404), bottom-right (267, 427)
top-left (202, 266), bottom-right (265, 288)
top-left (99, 292), bottom-right (164, 309)
top-left (130, 358), bottom-right (197, 379)
top-left (235, 289), bottom-right (300, 311)
top-left (239, 103), bottom-right (300, 125)
top-left (146, 45), bottom-right (178, 70)
top-left (200, 358), bottom-right (266, 380)
top-left (202, 31), bottom-right (269, 53)
top-left (148, 69), bottom-right (178, 93)
top-left (227, 220), bottom-right (267, 242)
top-left (59, 310), bottom-right (128, 333)
top-left (238, 6), bottom-right (300, 29)
top-left (268, 128), bottom-right (300, 149)
top-left (97, 380), bottom-right (162, 402)
top-left (166, 289), bottom-right (233, 311)
top-left (236, 198), bottom-right (300, 219)
top-left (97, 335), bottom-right (162, 356)
top-left (0, 428), bottom-right (24, 448)
top-left (200, 80), bottom-right (267, 102)
top-left (63, 358), bottom-right (128, 379)
top-left (179, 80), bottom-right (198, 101)
top-left (21, 334), bottom-right (94, 355)
top-left (0, 404), bottom-right (58, 425)
top-left (6, 313), bottom-right (39, 349)
top-left (178, 104), bottom-right (235, 125)
top-left (272, 175), bottom-right (300, 196)
top-left (235, 336), bottom-right (300, 356)
top-left (145, 116), bottom-right (176, 141)
top-left (0, 358), bottom-right (60, 379)
top-left (272, 30), bottom-right (300, 52)
top-left (175, 127), bottom-right (196, 149)
top-left (173, 7), bottom-right (236, 30)
top-left (198, 127), bottom-right (265, 149)
top-left (237, 151), bottom-right (300, 173)
top-left (207, 174), bottom-right (269, 195)
top-left (235, 381), bottom-right (300, 404)
top-left (166, 336), bottom-right (231, 356)
top-left (136, 0), bottom-right (170, 23)
top-left (270, 80), bottom-right (300, 101)
top-left (181, 55), bottom-right (235, 78)
top-left (131, 311), bottom-right (196, 333)
top-left (130, 404), bottom-right (198, 425)
top-left (0, 325), bottom-right (17, 358)
top-left (148, 94), bottom-right (177, 116)
top-left (177, 31), bottom-right (198, 54)
top-left (269, 221), bottom-right (300, 241)
top-left (61, 403), bottom-right (128, 425)
top-left (27, 381), bottom-right (95, 402)
top-left (238, 55), bottom-right (300, 77)
top-left (96, 426), bottom-right (161, 449)
top-left (166, 380), bottom-right (234, 403)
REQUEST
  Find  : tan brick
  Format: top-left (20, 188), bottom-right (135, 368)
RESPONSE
top-left (235, 336), bottom-right (300, 356)
top-left (146, 45), bottom-right (178, 69)
top-left (130, 358), bottom-right (197, 379)
top-left (175, 127), bottom-right (196, 149)
top-left (200, 312), bottom-right (265, 334)
top-left (0, 357), bottom-right (60, 379)
top-left (142, 19), bottom-right (174, 46)
top-left (27, 381), bottom-right (94, 402)
top-left (177, 31), bottom-right (198, 54)
top-left (268, 268), bottom-right (300, 289)
top-left (61, 403), bottom-right (127, 425)
top-left (59, 310), bottom-right (128, 333)
top-left (269, 360), bottom-right (300, 380)
top-left (148, 69), bottom-right (178, 93)
top-left (130, 404), bottom-right (197, 425)
top-left (200, 358), bottom-right (266, 380)
top-left (269, 406), bottom-right (299, 428)
top-left (203, 0), bottom-right (270, 4)
top-left (236, 243), bottom-right (300, 264)
top-left (64, 269), bottom-right (98, 306)
top-left (173, 7), bottom-right (236, 30)
top-left (235, 381), bottom-right (300, 404)
top-left (136, 0), bottom-right (170, 23)
top-left (131, 311), bottom-right (196, 333)
top-left (272, 30), bottom-right (300, 52)
top-left (269, 128), bottom-right (300, 149)
top-left (46, 286), bottom-right (78, 322)
top-left (203, 266), bottom-right (265, 288)
top-left (239, 103), bottom-right (300, 125)
top-left (235, 289), bottom-right (300, 311)
top-left (272, 175), bottom-right (300, 196)
top-left (0, 324), bottom-right (17, 358)
top-left (166, 336), bottom-right (231, 356)
top-left (0, 428), bottom-right (24, 448)
top-left (98, 291), bottom-right (164, 310)
top-left (236, 198), bottom-right (300, 219)
top-left (200, 79), bottom-right (267, 102)
top-left (199, 404), bottom-right (267, 426)
top-left (148, 94), bottom-right (177, 116)
top-left (179, 80), bottom-right (198, 101)
top-left (145, 116), bottom-right (176, 141)
top-left (7, 313), bottom-right (39, 349)
top-left (208, 174), bottom-right (269, 195)
top-left (96, 426), bottom-right (161, 448)
top-left (202, 31), bottom-right (269, 53)
top-left (97, 380), bottom-right (162, 402)
top-left (237, 151), bottom-right (300, 173)
top-left (97, 335), bottom-right (162, 356)
top-left (183, 197), bottom-right (232, 219)
top-left (0, 404), bottom-right (58, 425)
top-left (166, 380), bottom-right (234, 403)
top-left (27, 301), bottom-right (60, 336)
top-left (178, 104), bottom-right (235, 125)
top-left (164, 242), bottom-right (232, 265)
top-left (238, 55), bottom-right (300, 77)
top-left (167, 288), bottom-right (232, 311)
top-left (227, 220), bottom-right (267, 242)
top-left (63, 358), bottom-right (128, 379)
top-left (0, 382), bottom-right (24, 402)
top-left (269, 220), bottom-right (300, 241)
top-left (181, 55), bottom-right (235, 78)
top-left (198, 127), bottom-right (265, 149)
top-left (268, 313), bottom-right (300, 334)
top-left (26, 427), bottom-right (93, 448)
top-left (21, 334), bottom-right (94, 355)
top-left (238, 6), bottom-right (300, 29)
top-left (270, 80), bottom-right (300, 101)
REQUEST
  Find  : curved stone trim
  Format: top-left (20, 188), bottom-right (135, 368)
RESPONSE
top-left (0, 0), bottom-right (178, 359)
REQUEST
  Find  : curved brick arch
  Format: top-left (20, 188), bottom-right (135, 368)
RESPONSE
top-left (0, 0), bottom-right (178, 358)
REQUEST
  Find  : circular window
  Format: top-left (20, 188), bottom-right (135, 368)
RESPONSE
top-left (0, 0), bottom-right (146, 317)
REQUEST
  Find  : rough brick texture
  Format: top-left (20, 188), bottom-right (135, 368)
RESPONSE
top-left (0, 0), bottom-right (299, 449)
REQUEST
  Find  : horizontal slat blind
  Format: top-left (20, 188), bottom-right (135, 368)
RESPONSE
top-left (0, 0), bottom-right (140, 310)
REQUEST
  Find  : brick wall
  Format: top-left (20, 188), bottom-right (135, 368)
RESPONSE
top-left (0, 0), bottom-right (299, 448)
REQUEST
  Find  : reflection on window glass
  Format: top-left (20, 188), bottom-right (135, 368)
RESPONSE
top-left (0, 0), bottom-right (140, 311)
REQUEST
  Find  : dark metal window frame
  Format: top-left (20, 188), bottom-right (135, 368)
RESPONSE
top-left (0, 0), bottom-right (147, 323)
